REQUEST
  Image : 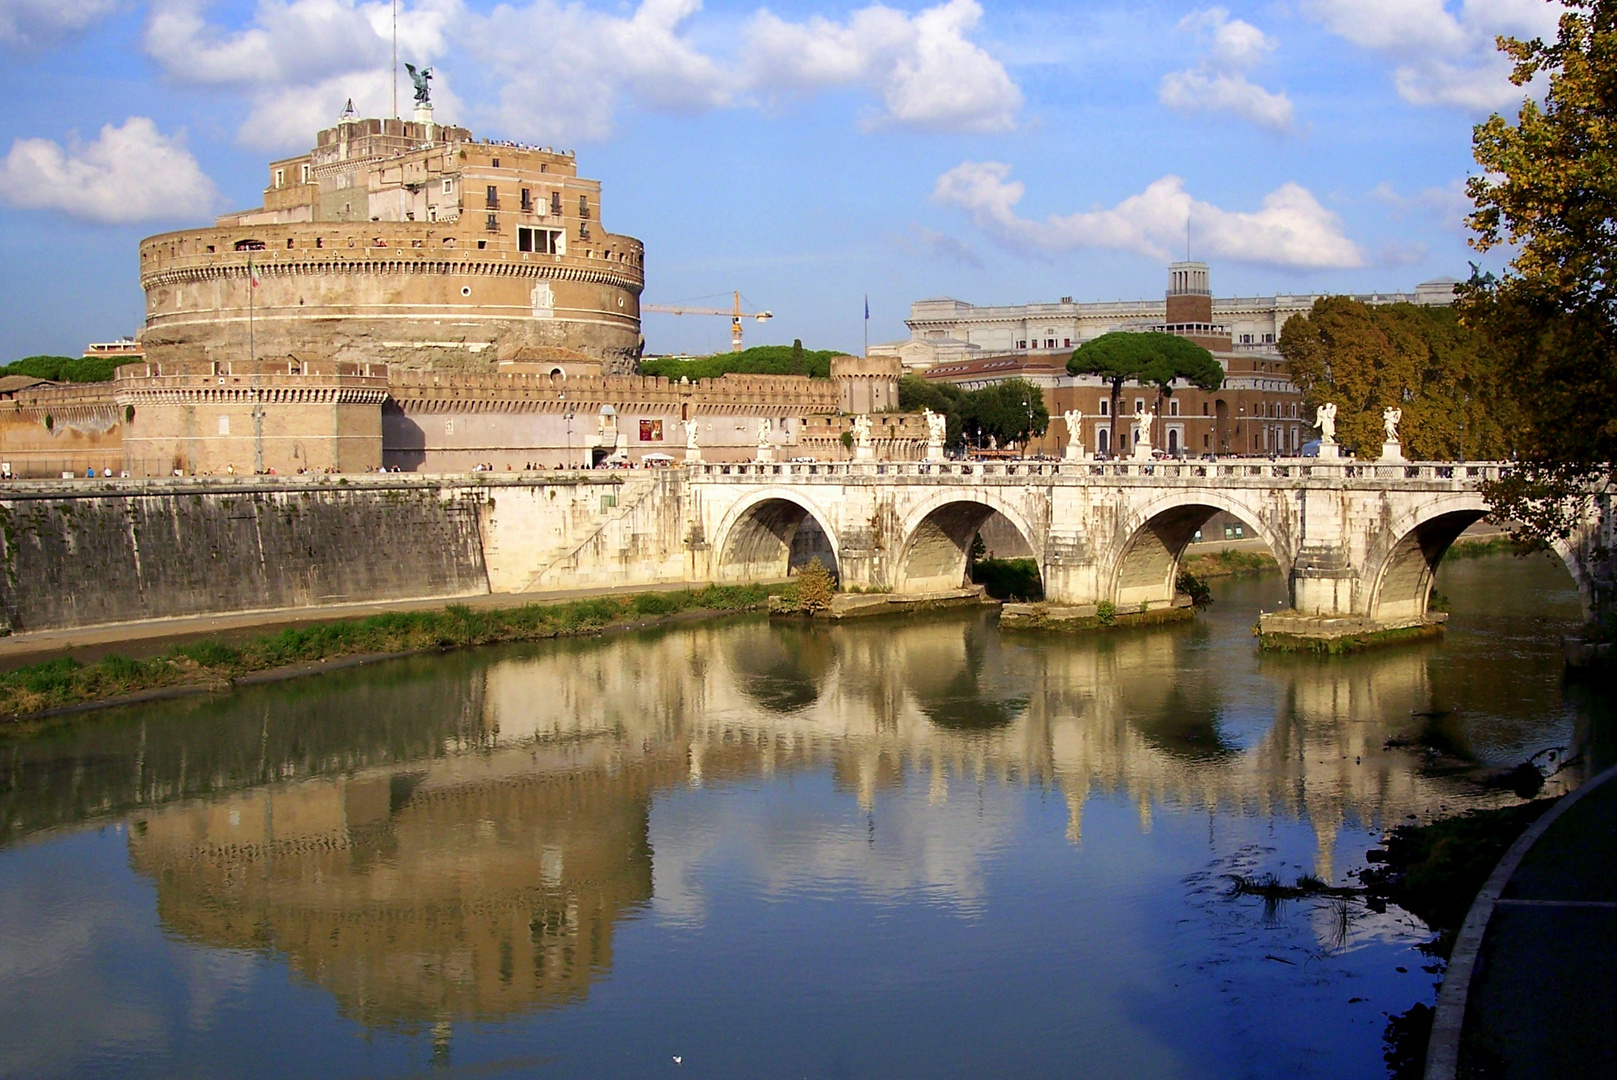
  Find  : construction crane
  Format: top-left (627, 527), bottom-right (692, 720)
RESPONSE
top-left (643, 291), bottom-right (772, 353)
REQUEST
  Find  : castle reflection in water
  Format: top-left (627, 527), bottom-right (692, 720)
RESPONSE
top-left (5, 601), bottom-right (1594, 1032)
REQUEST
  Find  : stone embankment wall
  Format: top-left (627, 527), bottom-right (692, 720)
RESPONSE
top-left (0, 479), bottom-right (488, 633)
top-left (0, 473), bottom-right (701, 634)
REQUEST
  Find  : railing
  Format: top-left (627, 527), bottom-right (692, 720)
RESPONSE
top-left (686, 459), bottom-right (1509, 483)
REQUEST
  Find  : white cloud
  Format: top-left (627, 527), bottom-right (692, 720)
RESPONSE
top-left (1307, 0), bottom-right (1565, 110)
top-left (933, 161), bottom-right (1364, 269)
top-left (464, 0), bottom-right (731, 143)
top-left (142, 0), bottom-right (1021, 148)
top-left (1160, 8), bottom-right (1294, 132)
top-left (0, 0), bottom-right (120, 47)
top-left (0, 117), bottom-right (219, 223)
top-left (1371, 178), bottom-right (1472, 231)
top-left (745, 0), bottom-right (1021, 132)
top-left (893, 223), bottom-right (983, 267)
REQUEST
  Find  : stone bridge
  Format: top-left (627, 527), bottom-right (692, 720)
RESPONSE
top-left (1, 460), bottom-right (1609, 638)
top-left (671, 459), bottom-right (1610, 634)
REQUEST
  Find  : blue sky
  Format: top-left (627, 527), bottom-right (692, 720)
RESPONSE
top-left (0, 0), bottom-right (1562, 358)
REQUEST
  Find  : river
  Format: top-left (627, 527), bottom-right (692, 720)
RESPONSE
top-left (0, 551), bottom-right (1609, 1079)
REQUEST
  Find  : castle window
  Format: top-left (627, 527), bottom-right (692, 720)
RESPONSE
top-left (579, 194), bottom-right (590, 219)
top-left (286, 238), bottom-right (293, 249)
top-left (477, 240), bottom-right (486, 249)
top-left (300, 163), bottom-right (310, 183)
top-left (485, 185), bottom-right (499, 209)
top-left (518, 227), bottom-right (563, 254)
top-left (234, 239), bottom-right (265, 251)
top-left (218, 416), bottom-right (230, 435)
top-left (273, 168), bottom-right (284, 188)
top-left (491, 157), bottom-right (500, 168)
top-left (550, 192), bottom-right (562, 215)
top-left (1099, 399), bottom-right (1108, 416)
top-left (1170, 399), bottom-right (1180, 416)
top-left (521, 188), bottom-right (532, 211)
top-left (443, 178), bottom-right (453, 194)
top-left (315, 237), bottom-right (323, 248)
top-left (1203, 402), bottom-right (1209, 415)
top-left (486, 213), bottom-right (499, 232)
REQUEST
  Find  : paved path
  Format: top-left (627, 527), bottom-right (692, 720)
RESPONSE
top-left (1429, 762), bottom-right (1617, 1079)
top-left (0, 580), bottom-right (775, 672)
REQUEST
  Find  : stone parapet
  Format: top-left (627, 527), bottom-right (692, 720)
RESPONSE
top-left (386, 369), bottom-right (839, 416)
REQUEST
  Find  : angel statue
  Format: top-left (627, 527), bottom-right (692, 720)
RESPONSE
top-left (1132, 407), bottom-right (1152, 450)
top-left (756, 417), bottom-right (773, 448)
top-left (923, 408), bottom-right (947, 447)
top-left (1382, 406), bottom-right (1402, 444)
top-left (852, 414), bottom-right (873, 447)
top-left (405, 63), bottom-right (433, 106)
top-left (683, 419), bottom-right (700, 450)
top-left (1315, 402), bottom-right (1337, 443)
top-left (1063, 409), bottom-right (1083, 448)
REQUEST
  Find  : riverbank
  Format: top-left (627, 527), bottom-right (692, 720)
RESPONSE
top-left (0, 584), bottom-right (782, 729)
top-left (1180, 548), bottom-right (1279, 578)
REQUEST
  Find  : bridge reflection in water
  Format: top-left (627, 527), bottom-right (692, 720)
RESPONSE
top-left (0, 572), bottom-right (1554, 1035)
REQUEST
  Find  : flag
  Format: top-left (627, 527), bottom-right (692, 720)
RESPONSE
top-left (864, 295), bottom-right (869, 320)
top-left (249, 257), bottom-right (260, 289)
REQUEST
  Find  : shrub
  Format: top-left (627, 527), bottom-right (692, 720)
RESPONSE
top-left (1096, 601), bottom-right (1116, 626)
top-left (793, 557), bottom-right (837, 613)
top-left (1176, 570), bottom-right (1213, 609)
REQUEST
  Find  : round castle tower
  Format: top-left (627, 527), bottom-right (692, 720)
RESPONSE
top-left (138, 112), bottom-right (644, 375)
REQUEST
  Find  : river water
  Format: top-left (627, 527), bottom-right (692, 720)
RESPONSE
top-left (0, 552), bottom-right (1610, 1080)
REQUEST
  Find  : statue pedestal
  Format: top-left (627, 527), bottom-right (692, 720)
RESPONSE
top-left (1131, 443), bottom-right (1154, 463)
top-left (1064, 444), bottom-right (1089, 461)
top-left (925, 444), bottom-right (946, 462)
top-left (853, 445), bottom-right (874, 463)
top-left (1316, 441), bottom-right (1339, 460)
top-left (413, 102), bottom-right (435, 140)
top-left (755, 445), bottom-right (775, 463)
top-left (1379, 441), bottom-right (1405, 464)
top-left (684, 447), bottom-right (702, 463)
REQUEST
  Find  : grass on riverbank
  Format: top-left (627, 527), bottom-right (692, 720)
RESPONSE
top-left (1442, 535), bottom-right (1515, 560)
top-left (1180, 549), bottom-right (1279, 578)
top-left (0, 584), bottom-right (779, 723)
top-left (1361, 797), bottom-right (1561, 958)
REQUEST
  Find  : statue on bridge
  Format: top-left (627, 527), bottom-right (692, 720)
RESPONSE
top-left (1131, 407), bottom-right (1153, 462)
top-left (923, 408), bottom-right (947, 461)
top-left (1379, 406), bottom-right (1405, 463)
top-left (1062, 410), bottom-right (1087, 461)
top-left (1315, 402), bottom-right (1339, 459)
top-left (755, 417), bottom-right (775, 462)
top-left (405, 64), bottom-right (433, 106)
top-left (851, 414), bottom-right (874, 462)
top-left (682, 419), bottom-right (701, 462)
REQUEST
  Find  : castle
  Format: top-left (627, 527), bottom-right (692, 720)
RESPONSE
top-left (0, 105), bottom-right (907, 477)
top-left (140, 110), bottom-right (644, 375)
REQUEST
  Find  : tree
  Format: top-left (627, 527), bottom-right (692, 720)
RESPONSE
top-left (1069, 332), bottom-right (1219, 452)
top-left (1140, 340), bottom-right (1223, 428)
top-left (1462, 0), bottom-right (1617, 543)
top-left (0, 355), bottom-right (122, 383)
top-left (1278, 298), bottom-right (1517, 460)
top-left (789, 338), bottom-right (808, 375)
top-left (958, 378), bottom-right (1050, 450)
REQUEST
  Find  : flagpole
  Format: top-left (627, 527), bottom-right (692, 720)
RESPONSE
top-left (863, 294), bottom-right (869, 358)
top-left (248, 257), bottom-right (255, 366)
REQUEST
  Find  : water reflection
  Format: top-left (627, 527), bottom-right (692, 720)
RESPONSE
top-left (0, 553), bottom-right (1609, 1065)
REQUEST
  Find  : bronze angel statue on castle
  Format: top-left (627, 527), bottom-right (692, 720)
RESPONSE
top-left (405, 63), bottom-right (433, 105)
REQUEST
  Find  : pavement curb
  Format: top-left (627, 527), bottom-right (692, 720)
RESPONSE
top-left (1423, 761), bottom-right (1617, 1080)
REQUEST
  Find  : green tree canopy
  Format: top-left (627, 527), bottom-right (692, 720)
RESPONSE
top-left (959, 378), bottom-right (1050, 449)
top-left (0, 355), bottom-right (122, 383)
top-left (1461, 0), bottom-right (1617, 542)
top-left (897, 374), bottom-right (1048, 450)
top-left (640, 344), bottom-right (842, 381)
top-left (1277, 298), bottom-right (1517, 460)
top-left (1068, 332), bottom-right (1220, 442)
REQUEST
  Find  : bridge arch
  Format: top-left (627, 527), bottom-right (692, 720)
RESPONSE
top-left (1368, 494), bottom-right (1591, 622)
top-left (893, 491), bottom-right (1044, 595)
top-left (1107, 490), bottom-right (1292, 610)
top-left (711, 488), bottom-right (842, 583)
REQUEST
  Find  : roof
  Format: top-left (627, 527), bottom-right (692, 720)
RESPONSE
top-left (922, 354), bottom-right (1066, 380)
top-left (0, 375), bottom-right (54, 395)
